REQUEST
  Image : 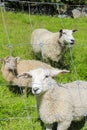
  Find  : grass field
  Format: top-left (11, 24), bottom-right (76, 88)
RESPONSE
top-left (0, 7), bottom-right (87, 130)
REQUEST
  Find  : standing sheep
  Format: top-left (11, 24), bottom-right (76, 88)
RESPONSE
top-left (30, 28), bottom-right (77, 63)
top-left (0, 56), bottom-right (59, 95)
top-left (18, 68), bottom-right (87, 130)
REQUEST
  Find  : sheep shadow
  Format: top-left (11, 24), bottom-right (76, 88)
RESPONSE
top-left (68, 119), bottom-right (85, 130)
top-left (7, 84), bottom-right (32, 96)
top-left (52, 118), bottom-right (85, 130)
top-left (38, 119), bottom-right (85, 130)
top-left (32, 49), bottom-right (72, 70)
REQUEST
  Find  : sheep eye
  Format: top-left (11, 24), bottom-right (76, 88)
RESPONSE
top-left (45, 75), bottom-right (49, 78)
top-left (43, 75), bottom-right (49, 80)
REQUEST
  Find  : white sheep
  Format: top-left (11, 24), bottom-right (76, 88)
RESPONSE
top-left (0, 56), bottom-right (57, 95)
top-left (30, 28), bottom-right (77, 62)
top-left (18, 68), bottom-right (87, 130)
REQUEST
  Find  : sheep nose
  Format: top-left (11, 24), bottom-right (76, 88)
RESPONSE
top-left (33, 87), bottom-right (39, 93)
top-left (71, 39), bottom-right (74, 44)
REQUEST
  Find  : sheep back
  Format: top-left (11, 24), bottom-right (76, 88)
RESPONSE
top-left (17, 59), bottom-right (52, 73)
top-left (30, 28), bottom-right (53, 53)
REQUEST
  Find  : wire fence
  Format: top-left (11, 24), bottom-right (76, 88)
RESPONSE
top-left (0, 1), bottom-right (87, 130)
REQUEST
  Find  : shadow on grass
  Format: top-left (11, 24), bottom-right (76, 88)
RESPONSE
top-left (52, 118), bottom-right (85, 130)
top-left (7, 85), bottom-right (32, 96)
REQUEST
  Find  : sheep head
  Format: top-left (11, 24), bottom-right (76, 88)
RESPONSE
top-left (0, 56), bottom-right (20, 71)
top-left (17, 68), bottom-right (69, 95)
top-left (59, 29), bottom-right (78, 47)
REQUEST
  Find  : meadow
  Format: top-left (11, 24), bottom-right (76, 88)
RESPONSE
top-left (0, 7), bottom-right (87, 130)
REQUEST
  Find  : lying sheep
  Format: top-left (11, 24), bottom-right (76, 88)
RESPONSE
top-left (0, 56), bottom-right (56, 95)
top-left (18, 68), bottom-right (87, 130)
top-left (30, 28), bottom-right (77, 63)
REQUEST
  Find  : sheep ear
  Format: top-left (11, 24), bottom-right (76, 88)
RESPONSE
top-left (72, 29), bottom-right (78, 32)
top-left (59, 29), bottom-right (63, 33)
top-left (50, 69), bottom-right (70, 77)
top-left (59, 29), bottom-right (63, 38)
top-left (17, 72), bottom-right (32, 78)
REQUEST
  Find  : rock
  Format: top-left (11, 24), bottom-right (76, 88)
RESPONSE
top-left (72, 9), bottom-right (82, 18)
top-left (58, 14), bottom-right (68, 18)
top-left (82, 7), bottom-right (87, 16)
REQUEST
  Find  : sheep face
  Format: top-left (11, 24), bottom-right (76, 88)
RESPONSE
top-left (21, 68), bottom-right (69, 95)
top-left (59, 29), bottom-right (77, 47)
top-left (3, 56), bottom-right (19, 71)
top-left (30, 68), bottom-right (53, 95)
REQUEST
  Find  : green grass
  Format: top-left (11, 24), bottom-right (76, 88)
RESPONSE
top-left (0, 8), bottom-right (87, 130)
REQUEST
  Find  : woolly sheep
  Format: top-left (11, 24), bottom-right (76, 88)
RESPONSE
top-left (18, 68), bottom-right (87, 130)
top-left (30, 28), bottom-right (77, 62)
top-left (0, 56), bottom-right (55, 95)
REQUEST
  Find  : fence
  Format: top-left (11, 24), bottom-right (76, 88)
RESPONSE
top-left (0, 1), bottom-right (87, 130)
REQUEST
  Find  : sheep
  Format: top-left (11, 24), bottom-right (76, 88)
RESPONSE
top-left (0, 56), bottom-right (58, 95)
top-left (30, 28), bottom-right (77, 64)
top-left (0, 56), bottom-right (25, 94)
top-left (18, 67), bottom-right (87, 130)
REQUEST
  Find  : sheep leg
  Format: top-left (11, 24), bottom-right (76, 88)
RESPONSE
top-left (46, 124), bottom-right (52, 130)
top-left (22, 87), bottom-right (27, 96)
top-left (57, 121), bottom-right (71, 130)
